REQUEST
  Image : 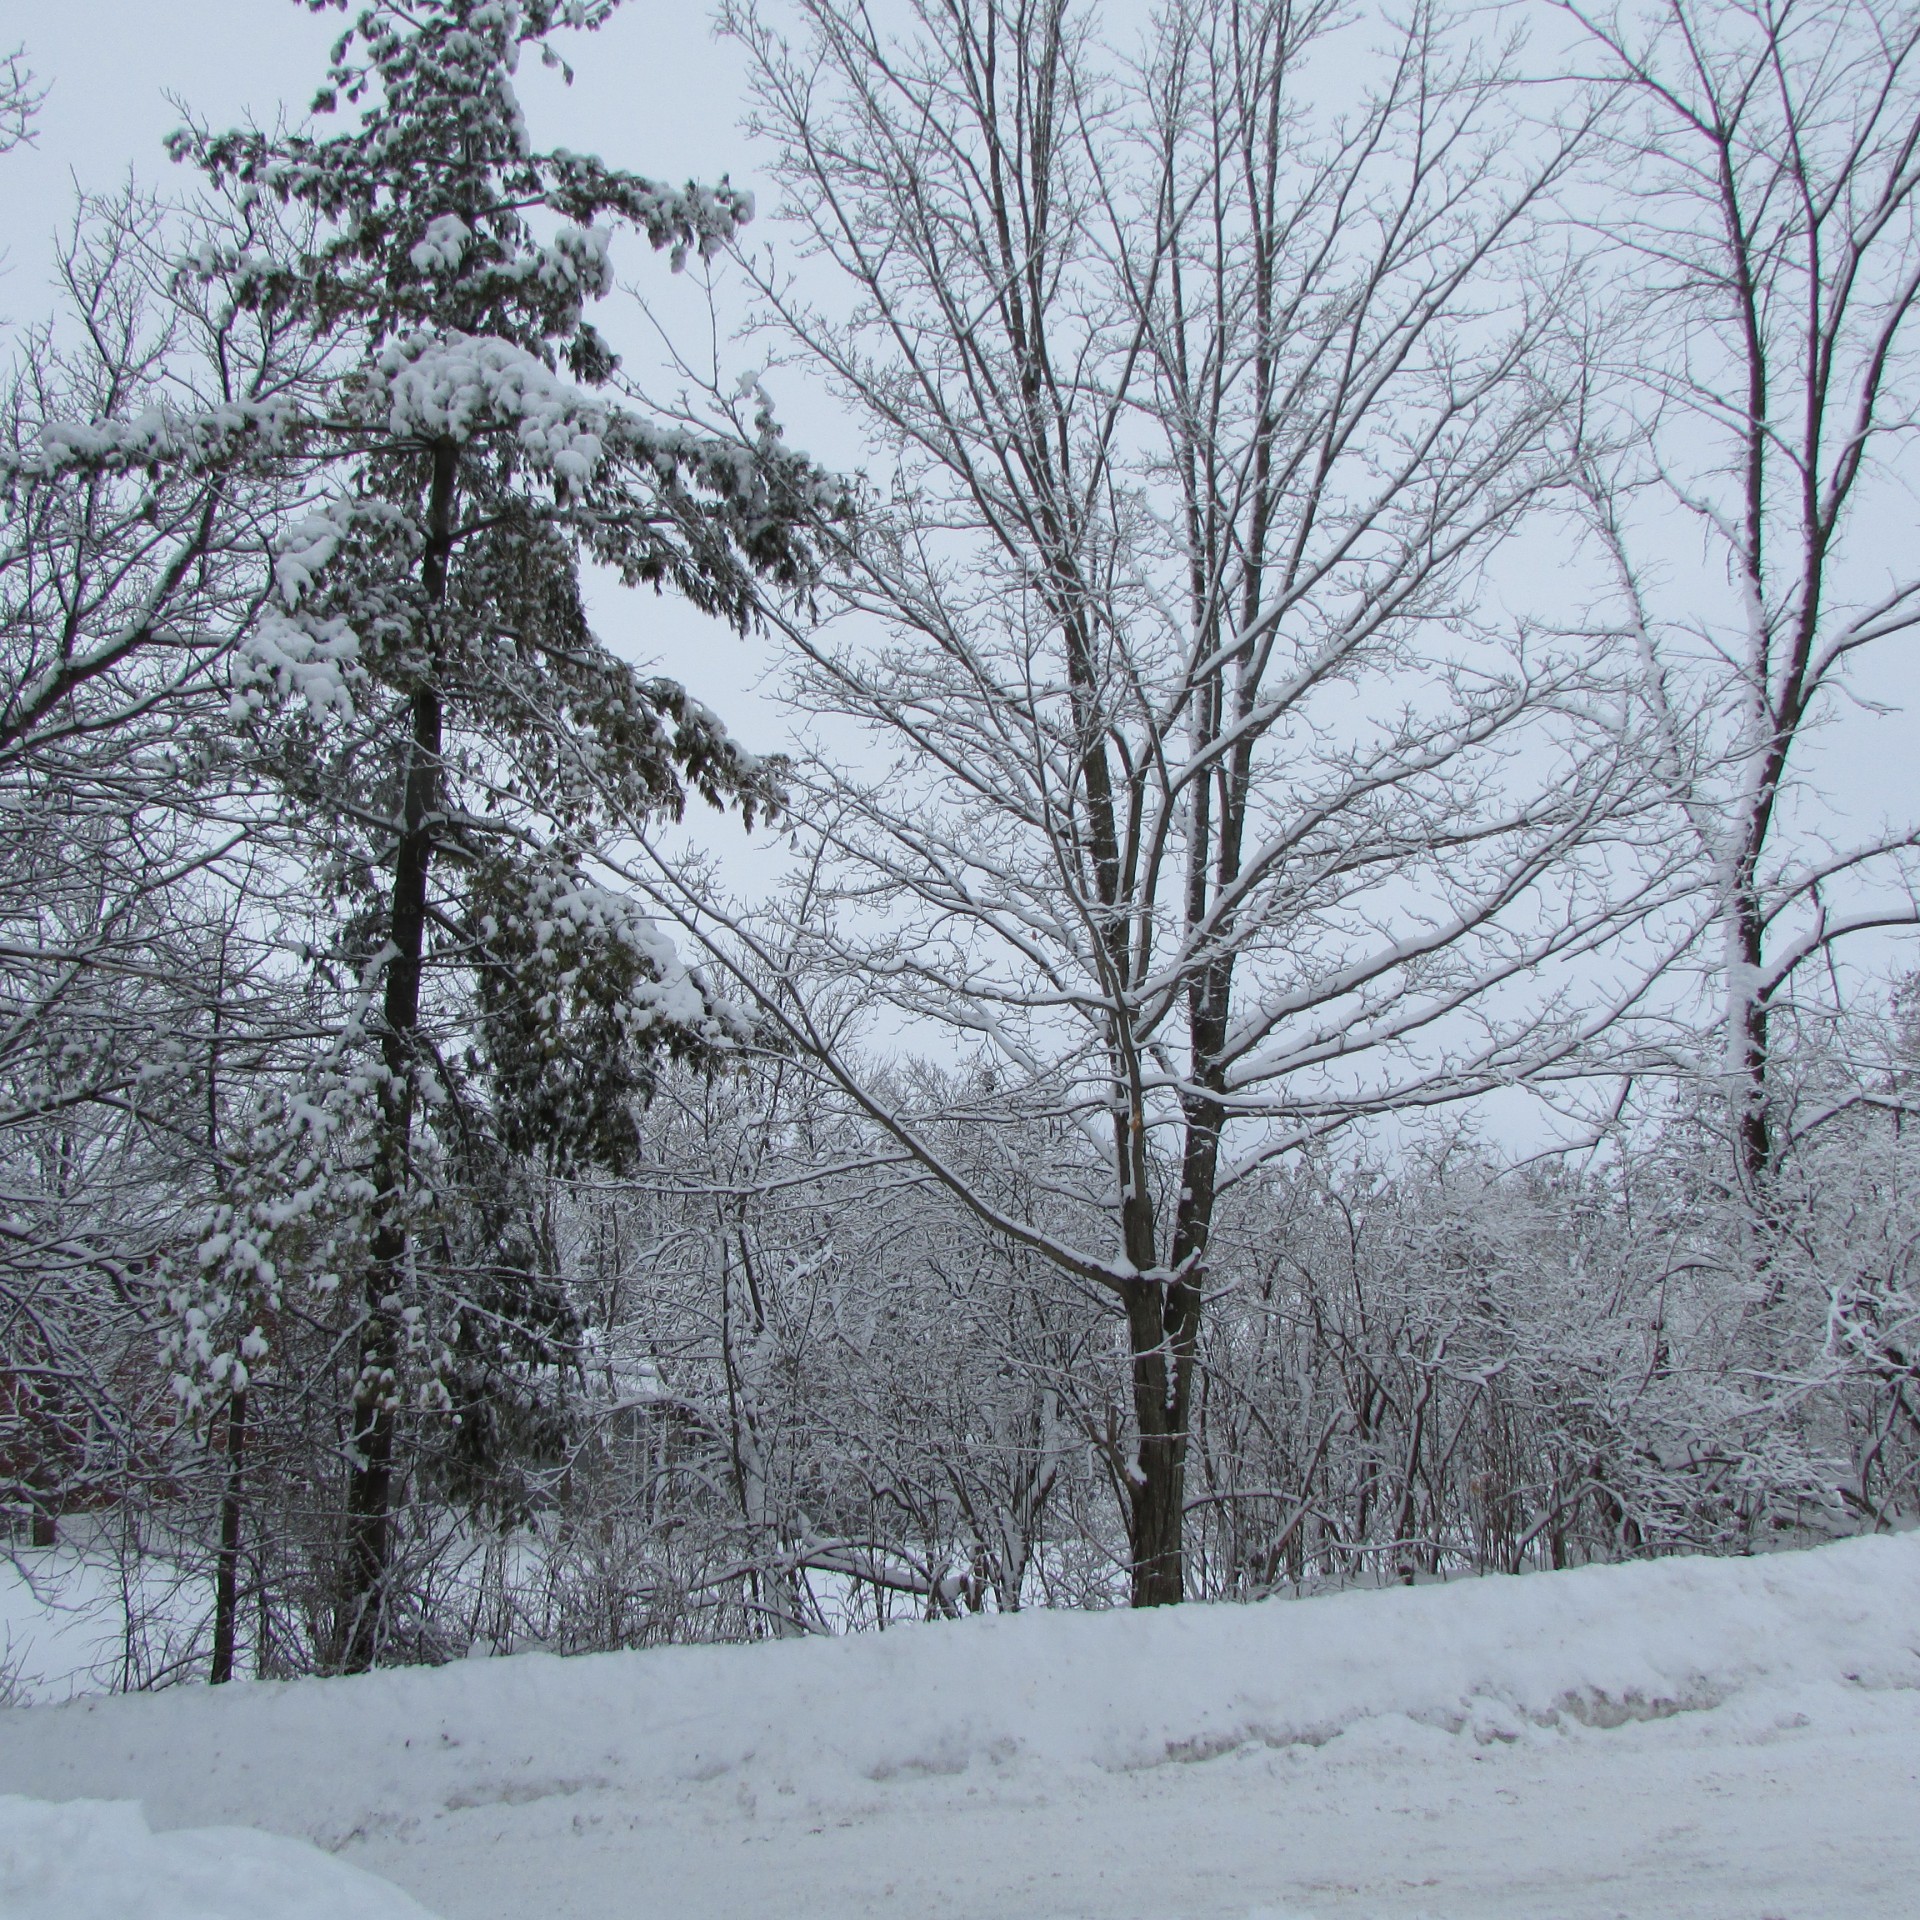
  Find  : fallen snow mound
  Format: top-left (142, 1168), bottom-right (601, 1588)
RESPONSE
top-left (1, 1534), bottom-right (1917, 1920)
top-left (0, 1795), bottom-right (437, 1920)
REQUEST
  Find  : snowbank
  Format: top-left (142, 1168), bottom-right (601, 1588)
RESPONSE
top-left (7, 1533), bottom-right (1915, 1835)
top-left (1, 1535), bottom-right (1915, 1919)
top-left (0, 1795), bottom-right (437, 1920)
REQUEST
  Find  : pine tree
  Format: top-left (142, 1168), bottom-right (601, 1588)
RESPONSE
top-left (35, 0), bottom-right (839, 1669)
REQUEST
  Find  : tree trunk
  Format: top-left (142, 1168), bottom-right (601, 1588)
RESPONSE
top-left (1123, 1272), bottom-right (1200, 1606)
top-left (210, 1386), bottom-right (245, 1683)
top-left (1731, 881), bottom-right (1772, 1198)
top-left (342, 441), bottom-right (456, 1672)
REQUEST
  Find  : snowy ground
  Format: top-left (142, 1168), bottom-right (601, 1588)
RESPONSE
top-left (1, 1544), bottom-right (200, 1702)
top-left (0, 1796), bottom-right (436, 1920)
top-left (2, 1534), bottom-right (1917, 1920)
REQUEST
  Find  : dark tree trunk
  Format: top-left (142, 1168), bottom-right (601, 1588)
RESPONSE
top-left (342, 442), bottom-right (456, 1672)
top-left (210, 1387), bottom-right (245, 1683)
top-left (1732, 883), bottom-right (1772, 1197)
top-left (342, 680), bottom-right (438, 1669)
top-left (1123, 1272), bottom-right (1200, 1606)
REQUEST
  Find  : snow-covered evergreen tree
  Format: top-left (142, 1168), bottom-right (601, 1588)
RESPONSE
top-left (23, 0), bottom-right (834, 1667)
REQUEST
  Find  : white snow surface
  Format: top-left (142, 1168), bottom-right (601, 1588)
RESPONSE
top-left (2, 1534), bottom-right (1917, 1919)
top-left (0, 1795), bottom-right (436, 1920)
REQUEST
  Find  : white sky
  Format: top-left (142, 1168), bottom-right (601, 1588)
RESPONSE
top-left (6, 0), bottom-right (1910, 833)
top-left (3, 0), bottom-right (1915, 1142)
top-left (0, 0), bottom-right (831, 895)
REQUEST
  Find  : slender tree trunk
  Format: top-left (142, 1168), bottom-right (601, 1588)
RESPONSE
top-left (207, 931), bottom-right (245, 1684)
top-left (343, 441), bottom-right (456, 1672)
top-left (1731, 878), bottom-right (1772, 1197)
top-left (210, 1386), bottom-right (245, 1683)
top-left (343, 681), bottom-right (437, 1668)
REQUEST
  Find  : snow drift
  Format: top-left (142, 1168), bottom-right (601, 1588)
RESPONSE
top-left (0, 1795), bottom-right (436, 1920)
top-left (2, 1533), bottom-right (1916, 1919)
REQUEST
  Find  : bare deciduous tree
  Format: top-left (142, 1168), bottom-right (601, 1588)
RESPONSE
top-left (1565, 0), bottom-right (1920, 1197)
top-left (647, 0), bottom-right (1673, 1603)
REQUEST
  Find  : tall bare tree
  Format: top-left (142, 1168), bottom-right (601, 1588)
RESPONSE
top-left (643, 0), bottom-right (1673, 1604)
top-left (1564, 0), bottom-right (1920, 1199)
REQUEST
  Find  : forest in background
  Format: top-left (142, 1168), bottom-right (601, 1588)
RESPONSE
top-left (2, 0), bottom-right (1917, 1685)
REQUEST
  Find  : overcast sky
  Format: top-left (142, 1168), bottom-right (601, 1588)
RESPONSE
top-left (0, 0), bottom-right (834, 899)
top-left (4, 0), bottom-right (1915, 1077)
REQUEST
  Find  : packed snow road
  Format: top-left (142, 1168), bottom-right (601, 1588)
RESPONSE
top-left (3, 1534), bottom-right (1917, 1919)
